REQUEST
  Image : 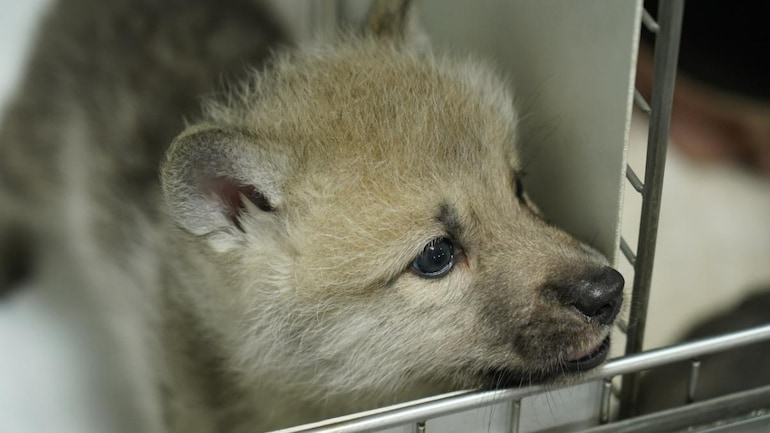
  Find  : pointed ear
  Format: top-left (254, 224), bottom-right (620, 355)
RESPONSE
top-left (364, 0), bottom-right (430, 51)
top-left (160, 125), bottom-right (289, 247)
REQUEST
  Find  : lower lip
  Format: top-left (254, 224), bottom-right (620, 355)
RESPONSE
top-left (563, 336), bottom-right (611, 372)
top-left (478, 336), bottom-right (613, 389)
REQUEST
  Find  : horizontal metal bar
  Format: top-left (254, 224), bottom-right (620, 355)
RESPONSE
top-left (580, 384), bottom-right (770, 433)
top-left (271, 324), bottom-right (770, 433)
top-left (270, 391), bottom-right (470, 433)
top-left (641, 9), bottom-right (659, 34)
top-left (605, 324), bottom-right (770, 378)
top-left (698, 414), bottom-right (770, 433)
top-left (275, 387), bottom-right (547, 433)
top-left (633, 89), bottom-right (652, 115)
top-left (620, 237), bottom-right (637, 266)
top-left (625, 165), bottom-right (644, 193)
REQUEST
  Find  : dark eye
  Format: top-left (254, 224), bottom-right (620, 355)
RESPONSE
top-left (411, 237), bottom-right (454, 278)
top-left (514, 177), bottom-right (525, 202)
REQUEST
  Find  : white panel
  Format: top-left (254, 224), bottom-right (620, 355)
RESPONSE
top-left (416, 0), bottom-right (642, 263)
top-left (0, 0), bottom-right (51, 112)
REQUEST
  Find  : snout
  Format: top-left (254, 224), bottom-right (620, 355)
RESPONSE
top-left (471, 266), bottom-right (625, 388)
top-left (554, 266), bottom-right (624, 326)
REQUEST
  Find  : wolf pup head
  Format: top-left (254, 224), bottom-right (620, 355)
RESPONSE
top-left (161, 0), bottom-right (623, 413)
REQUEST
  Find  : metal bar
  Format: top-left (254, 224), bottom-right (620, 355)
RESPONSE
top-left (616, 318), bottom-right (628, 334)
top-left (697, 414), bottom-right (770, 433)
top-left (269, 324), bottom-right (770, 433)
top-left (580, 384), bottom-right (770, 433)
top-left (620, 0), bottom-right (685, 418)
top-left (270, 391), bottom-right (470, 433)
top-left (275, 388), bottom-right (544, 433)
top-left (619, 237), bottom-right (637, 266)
top-left (633, 89), bottom-right (652, 115)
top-left (625, 165), bottom-right (644, 193)
top-left (611, 382), bottom-right (622, 399)
top-left (415, 421), bottom-right (426, 433)
top-left (509, 399), bottom-right (521, 433)
top-left (599, 379), bottom-right (613, 424)
top-left (642, 9), bottom-right (660, 34)
top-left (596, 324), bottom-right (770, 378)
top-left (687, 359), bottom-right (701, 404)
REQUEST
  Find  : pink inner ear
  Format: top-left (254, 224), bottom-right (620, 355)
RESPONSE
top-left (202, 177), bottom-right (273, 232)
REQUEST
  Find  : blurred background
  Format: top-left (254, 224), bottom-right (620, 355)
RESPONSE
top-left (1, 0), bottom-right (769, 432)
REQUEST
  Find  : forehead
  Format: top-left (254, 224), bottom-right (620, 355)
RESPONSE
top-left (255, 41), bottom-right (520, 173)
top-left (265, 42), bottom-right (522, 268)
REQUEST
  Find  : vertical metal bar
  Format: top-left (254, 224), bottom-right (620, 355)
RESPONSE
top-left (509, 399), bottom-right (522, 433)
top-left (687, 359), bottom-right (701, 404)
top-left (415, 420), bottom-right (426, 433)
top-left (619, 0), bottom-right (685, 419)
top-left (600, 378), bottom-right (613, 423)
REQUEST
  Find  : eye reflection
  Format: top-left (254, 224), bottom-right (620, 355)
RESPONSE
top-left (411, 237), bottom-right (454, 278)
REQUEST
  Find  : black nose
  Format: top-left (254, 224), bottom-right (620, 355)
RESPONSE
top-left (565, 267), bottom-right (624, 325)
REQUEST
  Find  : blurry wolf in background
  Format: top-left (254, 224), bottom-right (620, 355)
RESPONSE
top-left (0, 0), bottom-right (624, 431)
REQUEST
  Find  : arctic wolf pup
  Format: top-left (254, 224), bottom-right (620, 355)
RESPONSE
top-left (0, 0), bottom-right (624, 431)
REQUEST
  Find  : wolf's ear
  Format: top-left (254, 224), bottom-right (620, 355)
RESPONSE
top-left (161, 126), bottom-right (288, 249)
top-left (364, 0), bottom-right (430, 51)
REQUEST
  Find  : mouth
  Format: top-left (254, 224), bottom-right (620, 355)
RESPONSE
top-left (562, 336), bottom-right (611, 372)
top-left (477, 336), bottom-right (611, 389)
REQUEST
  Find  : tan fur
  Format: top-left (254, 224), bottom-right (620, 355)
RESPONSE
top-left (0, 1), bottom-right (621, 432)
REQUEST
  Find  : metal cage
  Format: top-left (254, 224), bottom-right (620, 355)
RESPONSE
top-left (269, 1), bottom-right (770, 432)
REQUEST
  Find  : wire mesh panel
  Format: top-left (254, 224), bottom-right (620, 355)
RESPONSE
top-left (270, 325), bottom-right (770, 433)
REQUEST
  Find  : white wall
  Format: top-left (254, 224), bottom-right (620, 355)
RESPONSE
top-left (0, 0), bottom-right (50, 109)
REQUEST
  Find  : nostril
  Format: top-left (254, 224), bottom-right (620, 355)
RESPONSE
top-left (593, 302), bottom-right (613, 319)
top-left (571, 297), bottom-right (618, 320)
top-left (589, 298), bottom-right (621, 324)
top-left (569, 267), bottom-right (625, 325)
